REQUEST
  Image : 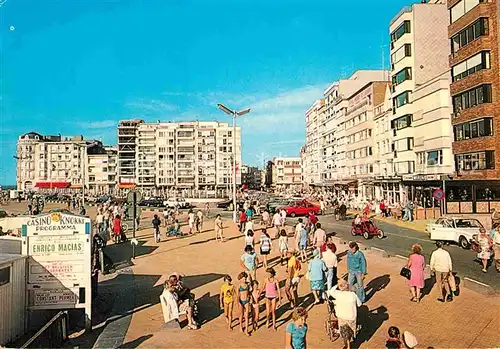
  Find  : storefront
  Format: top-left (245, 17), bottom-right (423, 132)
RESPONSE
top-left (445, 180), bottom-right (500, 215)
top-left (403, 179), bottom-right (444, 219)
top-left (374, 176), bottom-right (404, 204)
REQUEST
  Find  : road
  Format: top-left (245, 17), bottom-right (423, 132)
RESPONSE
top-left (217, 209), bottom-right (499, 292)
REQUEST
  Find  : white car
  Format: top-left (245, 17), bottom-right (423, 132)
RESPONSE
top-left (427, 217), bottom-right (484, 249)
top-left (163, 197), bottom-right (190, 209)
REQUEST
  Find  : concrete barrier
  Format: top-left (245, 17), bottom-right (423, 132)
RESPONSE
top-left (370, 247), bottom-right (390, 258)
top-left (463, 277), bottom-right (496, 296)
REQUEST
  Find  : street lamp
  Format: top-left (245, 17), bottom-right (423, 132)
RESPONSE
top-left (217, 103), bottom-right (250, 223)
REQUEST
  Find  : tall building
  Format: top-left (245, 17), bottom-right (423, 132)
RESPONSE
top-left (304, 100), bottom-right (325, 186)
top-left (117, 120), bottom-right (242, 194)
top-left (15, 132), bottom-right (106, 192)
top-left (86, 146), bottom-right (118, 195)
top-left (448, 0), bottom-right (499, 179)
top-left (389, 0), bottom-right (453, 203)
top-left (266, 157), bottom-right (302, 190)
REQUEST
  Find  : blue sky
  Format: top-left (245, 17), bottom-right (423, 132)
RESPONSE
top-left (0, 0), bottom-right (410, 185)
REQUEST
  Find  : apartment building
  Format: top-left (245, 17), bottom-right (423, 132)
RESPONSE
top-left (389, 0), bottom-right (453, 204)
top-left (448, 0), bottom-right (499, 179)
top-left (304, 99), bottom-right (325, 186)
top-left (15, 132), bottom-right (106, 192)
top-left (343, 80), bottom-right (390, 199)
top-left (241, 165), bottom-right (262, 190)
top-left (267, 157), bottom-right (302, 190)
top-left (86, 146), bottom-right (117, 195)
top-left (117, 120), bottom-right (241, 193)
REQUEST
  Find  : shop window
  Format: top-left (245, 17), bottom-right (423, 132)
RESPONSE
top-left (476, 187), bottom-right (500, 201)
top-left (0, 266), bottom-right (10, 286)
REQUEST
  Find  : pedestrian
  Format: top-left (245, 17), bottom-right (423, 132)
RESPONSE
top-left (273, 211), bottom-right (282, 238)
top-left (474, 228), bottom-right (493, 272)
top-left (250, 280), bottom-right (261, 332)
top-left (326, 279), bottom-right (361, 349)
top-left (264, 267), bottom-right (281, 331)
top-left (112, 214), bottom-right (123, 243)
top-left (285, 307), bottom-right (308, 349)
top-left (96, 210), bottom-right (104, 236)
top-left (236, 272), bottom-right (251, 336)
top-left (215, 214), bottom-right (224, 242)
top-left (312, 223), bottom-right (326, 257)
top-left (162, 207), bottom-right (169, 227)
top-left (152, 214), bottom-right (161, 243)
top-left (407, 244), bottom-right (425, 303)
top-left (347, 242), bottom-right (367, 303)
top-left (285, 251), bottom-right (300, 308)
top-left (280, 208), bottom-right (287, 228)
top-left (259, 229), bottom-right (272, 268)
top-left (205, 202), bottom-right (210, 218)
top-left (220, 275), bottom-right (235, 331)
top-left (279, 229), bottom-right (289, 265)
top-left (308, 249), bottom-right (327, 304)
top-left (261, 209), bottom-right (270, 228)
top-left (196, 209), bottom-right (204, 232)
top-left (240, 245), bottom-right (259, 282)
top-left (245, 230), bottom-right (255, 249)
top-left (239, 209), bottom-right (248, 234)
top-left (299, 226), bottom-right (308, 262)
top-left (491, 225), bottom-right (500, 272)
top-left (246, 205), bottom-right (254, 222)
top-left (188, 209), bottom-right (195, 234)
top-left (385, 326), bottom-right (403, 348)
top-left (244, 218), bottom-right (254, 236)
top-left (430, 241), bottom-right (453, 302)
top-left (322, 243), bottom-right (338, 290)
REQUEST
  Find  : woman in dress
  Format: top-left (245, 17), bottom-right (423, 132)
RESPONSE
top-left (307, 249), bottom-right (327, 304)
top-left (407, 244), bottom-right (425, 303)
top-left (475, 228), bottom-right (493, 272)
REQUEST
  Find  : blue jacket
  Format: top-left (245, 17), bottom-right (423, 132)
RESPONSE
top-left (347, 250), bottom-right (367, 274)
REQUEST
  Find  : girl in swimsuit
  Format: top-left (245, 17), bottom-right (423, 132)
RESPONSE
top-left (250, 280), bottom-right (261, 332)
top-left (264, 267), bottom-right (281, 331)
top-left (237, 271), bottom-right (251, 336)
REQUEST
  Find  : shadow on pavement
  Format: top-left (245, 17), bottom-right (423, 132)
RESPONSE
top-left (104, 240), bottom-right (159, 270)
top-left (118, 334), bottom-right (153, 348)
top-left (364, 274), bottom-right (390, 302)
top-left (354, 305), bottom-right (389, 348)
top-left (422, 274), bottom-right (436, 299)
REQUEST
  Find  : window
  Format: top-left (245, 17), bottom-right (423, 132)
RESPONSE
top-left (0, 266), bottom-right (10, 286)
top-left (451, 18), bottom-right (488, 53)
top-left (393, 91), bottom-right (410, 109)
top-left (452, 84), bottom-right (492, 113)
top-left (391, 20), bottom-right (411, 45)
top-left (89, 175), bottom-right (96, 182)
top-left (427, 150), bottom-right (443, 166)
top-left (476, 186), bottom-right (500, 201)
top-left (392, 67), bottom-right (412, 87)
top-left (452, 51), bottom-right (490, 81)
top-left (455, 150), bottom-right (495, 171)
top-left (454, 118), bottom-right (493, 141)
top-left (391, 114), bottom-right (412, 130)
top-left (450, 0), bottom-right (486, 23)
top-left (417, 152), bottom-right (425, 165)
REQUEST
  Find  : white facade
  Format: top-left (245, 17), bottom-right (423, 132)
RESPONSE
top-left (117, 120), bottom-right (241, 193)
top-left (86, 146), bottom-right (117, 195)
top-left (304, 100), bottom-right (325, 186)
top-left (271, 157), bottom-right (302, 190)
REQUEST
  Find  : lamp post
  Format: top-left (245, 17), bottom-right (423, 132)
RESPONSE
top-left (217, 103), bottom-right (250, 222)
top-left (75, 142), bottom-right (97, 214)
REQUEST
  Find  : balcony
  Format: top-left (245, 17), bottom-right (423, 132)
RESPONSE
top-left (177, 155), bottom-right (194, 162)
top-left (177, 170), bottom-right (194, 177)
top-left (118, 129), bottom-right (136, 136)
top-left (138, 161), bottom-right (155, 168)
top-left (177, 131), bottom-right (194, 138)
top-left (178, 147), bottom-right (195, 154)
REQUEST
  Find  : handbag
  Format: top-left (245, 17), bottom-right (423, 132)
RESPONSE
top-left (400, 266), bottom-right (411, 280)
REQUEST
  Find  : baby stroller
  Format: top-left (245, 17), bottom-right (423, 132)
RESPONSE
top-left (324, 296), bottom-right (340, 342)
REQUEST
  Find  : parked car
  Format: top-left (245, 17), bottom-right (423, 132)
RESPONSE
top-left (138, 197), bottom-right (164, 207)
top-left (216, 199), bottom-right (243, 210)
top-left (164, 197), bottom-right (191, 209)
top-left (427, 217), bottom-right (484, 249)
top-left (281, 202), bottom-right (321, 217)
top-left (96, 195), bottom-right (112, 204)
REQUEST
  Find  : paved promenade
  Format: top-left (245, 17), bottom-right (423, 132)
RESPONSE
top-left (112, 217), bottom-right (500, 348)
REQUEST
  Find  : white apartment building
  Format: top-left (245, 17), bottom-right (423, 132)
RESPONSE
top-left (117, 120), bottom-right (241, 194)
top-left (268, 157), bottom-right (302, 190)
top-left (389, 0), bottom-right (453, 203)
top-left (304, 100), bottom-right (325, 186)
top-left (86, 146), bottom-right (117, 195)
top-left (15, 132), bottom-right (107, 193)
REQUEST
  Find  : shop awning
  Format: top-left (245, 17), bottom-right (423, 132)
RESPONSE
top-left (35, 182), bottom-right (70, 189)
top-left (69, 184), bottom-right (82, 189)
top-left (119, 183), bottom-right (136, 189)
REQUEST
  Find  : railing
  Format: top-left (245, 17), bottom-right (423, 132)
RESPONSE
top-left (21, 311), bottom-right (68, 348)
top-left (390, 5), bottom-right (412, 26)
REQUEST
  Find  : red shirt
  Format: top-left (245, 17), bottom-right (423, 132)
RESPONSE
top-left (113, 218), bottom-right (121, 234)
top-left (309, 214), bottom-right (318, 225)
top-left (239, 212), bottom-right (247, 223)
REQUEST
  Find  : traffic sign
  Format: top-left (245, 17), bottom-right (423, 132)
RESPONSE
top-left (127, 190), bottom-right (142, 204)
top-left (433, 188), bottom-right (444, 201)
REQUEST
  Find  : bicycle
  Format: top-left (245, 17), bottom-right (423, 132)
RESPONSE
top-left (324, 297), bottom-right (340, 342)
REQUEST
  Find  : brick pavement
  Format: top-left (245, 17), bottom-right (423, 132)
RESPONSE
top-left (117, 217), bottom-right (500, 348)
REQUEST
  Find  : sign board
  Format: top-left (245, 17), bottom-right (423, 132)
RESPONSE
top-left (127, 190), bottom-right (143, 204)
top-left (433, 188), bottom-right (444, 201)
top-left (22, 212), bottom-right (92, 327)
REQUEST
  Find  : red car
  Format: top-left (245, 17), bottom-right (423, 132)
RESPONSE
top-left (281, 201), bottom-right (321, 217)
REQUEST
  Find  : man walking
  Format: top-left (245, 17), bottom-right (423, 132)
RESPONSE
top-left (313, 223), bottom-right (326, 257)
top-left (491, 225), bottom-right (500, 272)
top-left (430, 241), bottom-right (453, 302)
top-left (347, 242), bottom-right (367, 303)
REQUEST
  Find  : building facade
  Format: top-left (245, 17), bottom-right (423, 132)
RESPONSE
top-left (304, 100), bottom-right (325, 186)
top-left (15, 132), bottom-right (106, 193)
top-left (117, 120), bottom-right (242, 195)
top-left (241, 165), bottom-right (262, 190)
top-left (86, 146), bottom-right (118, 195)
top-left (267, 157), bottom-right (302, 190)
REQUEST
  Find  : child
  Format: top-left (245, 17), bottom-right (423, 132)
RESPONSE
top-left (264, 267), bottom-right (281, 331)
top-left (220, 275), bottom-right (235, 330)
top-left (259, 229), bottom-right (272, 268)
top-left (299, 227), bottom-right (308, 262)
top-left (278, 229), bottom-right (289, 266)
top-left (240, 245), bottom-right (259, 282)
top-left (250, 280), bottom-right (261, 332)
top-left (285, 307), bottom-right (308, 349)
top-left (237, 272), bottom-right (251, 336)
top-left (215, 214), bottom-right (224, 242)
top-left (245, 230), bottom-right (255, 248)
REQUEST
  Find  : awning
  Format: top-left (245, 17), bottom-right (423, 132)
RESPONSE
top-left (35, 182), bottom-right (70, 189)
top-left (119, 183), bottom-right (136, 189)
top-left (69, 184), bottom-right (82, 189)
